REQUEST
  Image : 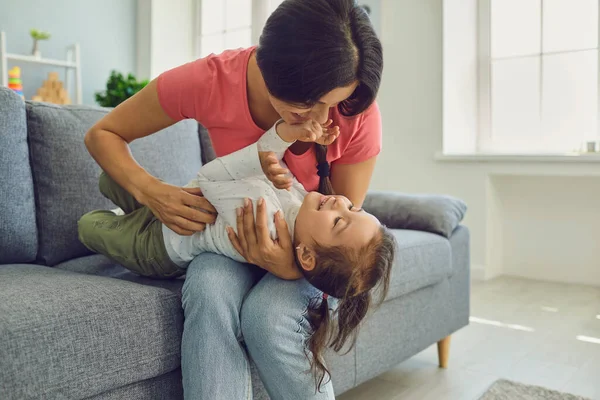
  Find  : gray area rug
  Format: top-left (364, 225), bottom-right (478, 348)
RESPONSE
top-left (479, 380), bottom-right (591, 400)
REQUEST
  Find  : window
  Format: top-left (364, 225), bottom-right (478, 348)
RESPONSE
top-left (478, 0), bottom-right (599, 154)
top-left (195, 0), bottom-right (284, 58)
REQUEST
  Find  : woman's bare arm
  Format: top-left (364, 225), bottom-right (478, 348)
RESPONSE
top-left (85, 79), bottom-right (216, 235)
top-left (85, 79), bottom-right (172, 198)
top-left (330, 157), bottom-right (377, 207)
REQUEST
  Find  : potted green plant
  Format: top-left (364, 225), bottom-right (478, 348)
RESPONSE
top-left (95, 71), bottom-right (149, 108)
top-left (30, 29), bottom-right (51, 58)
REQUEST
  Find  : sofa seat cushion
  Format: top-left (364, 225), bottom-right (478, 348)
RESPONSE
top-left (0, 88), bottom-right (38, 264)
top-left (0, 265), bottom-right (183, 400)
top-left (55, 254), bottom-right (185, 295)
top-left (386, 229), bottom-right (452, 301)
top-left (57, 229), bottom-right (452, 303)
top-left (25, 101), bottom-right (201, 266)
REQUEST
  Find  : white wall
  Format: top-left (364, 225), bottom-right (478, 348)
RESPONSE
top-left (150, 0), bottom-right (195, 78)
top-left (494, 176), bottom-right (600, 285)
top-left (374, 0), bottom-right (600, 286)
top-left (136, 0), bottom-right (152, 80)
top-left (136, 0), bottom-right (195, 80)
top-left (442, 0), bottom-right (478, 154)
top-left (374, 0), bottom-right (490, 277)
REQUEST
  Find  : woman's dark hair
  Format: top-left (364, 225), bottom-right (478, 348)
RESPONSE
top-left (256, 0), bottom-right (383, 117)
top-left (258, 0), bottom-right (383, 201)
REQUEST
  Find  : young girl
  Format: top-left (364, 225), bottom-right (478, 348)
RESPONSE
top-left (78, 118), bottom-right (395, 389)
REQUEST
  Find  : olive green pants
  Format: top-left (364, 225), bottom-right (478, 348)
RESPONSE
top-left (78, 172), bottom-right (185, 279)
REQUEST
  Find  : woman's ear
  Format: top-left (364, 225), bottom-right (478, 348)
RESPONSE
top-left (296, 243), bottom-right (316, 271)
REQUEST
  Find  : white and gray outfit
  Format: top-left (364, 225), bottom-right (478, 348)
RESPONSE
top-left (162, 123), bottom-right (308, 267)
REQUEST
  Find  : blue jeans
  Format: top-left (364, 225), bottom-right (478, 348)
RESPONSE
top-left (181, 253), bottom-right (335, 400)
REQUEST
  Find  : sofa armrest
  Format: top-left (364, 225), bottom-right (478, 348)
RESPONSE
top-left (362, 191), bottom-right (467, 238)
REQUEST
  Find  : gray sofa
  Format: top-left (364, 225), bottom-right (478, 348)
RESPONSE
top-left (0, 86), bottom-right (470, 399)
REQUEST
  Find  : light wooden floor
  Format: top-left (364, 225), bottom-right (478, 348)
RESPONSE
top-left (339, 277), bottom-right (600, 400)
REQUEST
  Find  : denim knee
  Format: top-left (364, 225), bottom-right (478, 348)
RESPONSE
top-left (182, 253), bottom-right (263, 337)
top-left (240, 275), bottom-right (337, 399)
top-left (183, 254), bottom-right (252, 307)
top-left (241, 275), bottom-right (320, 351)
top-left (181, 254), bottom-right (263, 400)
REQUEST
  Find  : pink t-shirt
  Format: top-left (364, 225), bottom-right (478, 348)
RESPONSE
top-left (157, 47), bottom-right (382, 191)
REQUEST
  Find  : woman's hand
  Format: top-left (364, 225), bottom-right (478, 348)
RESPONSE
top-left (227, 198), bottom-right (302, 280)
top-left (139, 179), bottom-right (217, 235)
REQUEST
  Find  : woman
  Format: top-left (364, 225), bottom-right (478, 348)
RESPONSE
top-left (84, 0), bottom-right (383, 398)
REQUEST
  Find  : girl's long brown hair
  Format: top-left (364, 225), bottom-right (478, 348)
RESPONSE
top-left (303, 143), bottom-right (396, 392)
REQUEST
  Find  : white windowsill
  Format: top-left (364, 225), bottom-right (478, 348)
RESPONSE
top-left (434, 151), bottom-right (600, 163)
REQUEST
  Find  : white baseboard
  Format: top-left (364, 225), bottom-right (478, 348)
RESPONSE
top-left (471, 264), bottom-right (487, 281)
top-left (502, 272), bottom-right (600, 288)
top-left (470, 265), bottom-right (502, 281)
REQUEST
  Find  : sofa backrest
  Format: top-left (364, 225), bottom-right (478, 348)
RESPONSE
top-left (0, 88), bottom-right (38, 264)
top-left (0, 86), bottom-right (203, 267)
top-left (25, 101), bottom-right (202, 266)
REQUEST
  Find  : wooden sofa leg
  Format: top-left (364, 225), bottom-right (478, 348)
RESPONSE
top-left (437, 335), bottom-right (451, 368)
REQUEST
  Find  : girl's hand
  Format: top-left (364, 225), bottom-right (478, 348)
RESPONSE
top-left (259, 151), bottom-right (293, 190)
top-left (277, 119), bottom-right (340, 145)
top-left (139, 179), bottom-right (217, 235)
top-left (227, 198), bottom-right (302, 280)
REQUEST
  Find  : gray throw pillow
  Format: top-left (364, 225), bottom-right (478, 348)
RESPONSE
top-left (362, 192), bottom-right (467, 238)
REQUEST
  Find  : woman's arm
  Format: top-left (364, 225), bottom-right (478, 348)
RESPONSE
top-left (196, 122), bottom-right (293, 184)
top-left (331, 156), bottom-right (377, 207)
top-left (85, 80), bottom-right (170, 198)
top-left (85, 79), bottom-right (216, 235)
top-left (329, 102), bottom-right (381, 206)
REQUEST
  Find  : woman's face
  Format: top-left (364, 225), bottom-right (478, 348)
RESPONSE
top-left (268, 82), bottom-right (359, 125)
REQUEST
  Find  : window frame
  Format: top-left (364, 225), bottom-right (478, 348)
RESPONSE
top-left (193, 0), bottom-right (283, 58)
top-left (477, 0), bottom-right (600, 154)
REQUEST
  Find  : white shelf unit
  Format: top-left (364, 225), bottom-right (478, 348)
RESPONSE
top-left (0, 31), bottom-right (82, 104)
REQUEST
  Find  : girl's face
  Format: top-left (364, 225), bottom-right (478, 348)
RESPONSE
top-left (294, 192), bottom-right (380, 265)
top-left (268, 82), bottom-right (359, 125)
